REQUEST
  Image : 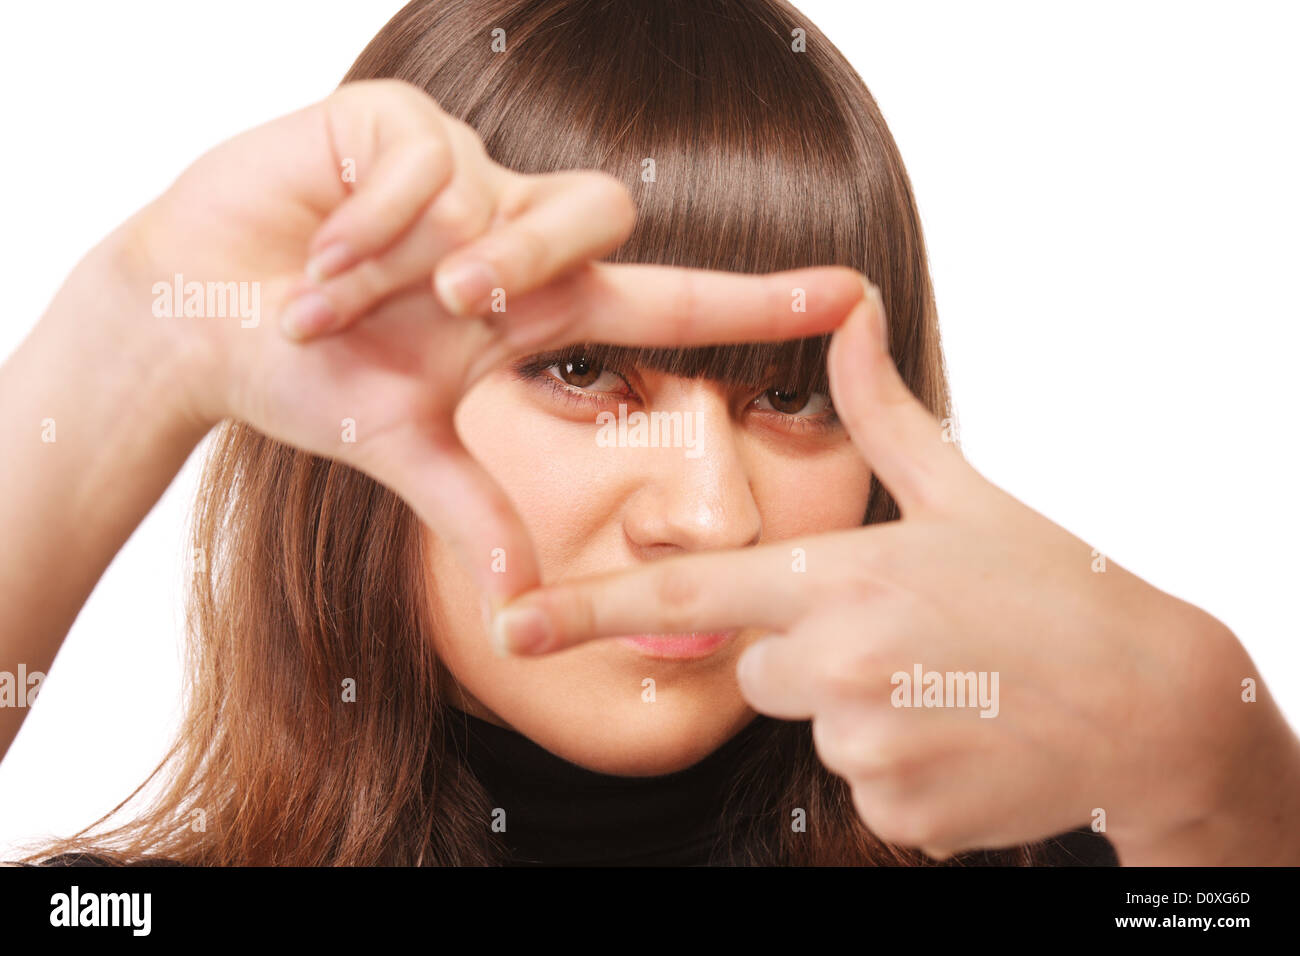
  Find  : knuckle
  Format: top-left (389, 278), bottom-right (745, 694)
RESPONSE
top-left (442, 116), bottom-right (494, 168)
top-left (652, 563), bottom-right (704, 633)
top-left (837, 573), bottom-right (874, 609)
top-left (667, 271), bottom-right (701, 340)
top-left (545, 586), bottom-right (597, 645)
top-left (816, 660), bottom-right (864, 705)
top-left (875, 816), bottom-right (934, 850)
top-left (427, 185), bottom-right (493, 248)
top-left (854, 792), bottom-right (938, 848)
top-left (817, 646), bottom-right (884, 704)
top-left (444, 114), bottom-right (484, 148)
top-left (364, 79), bottom-right (443, 127)
top-left (504, 222), bottom-right (550, 279)
top-left (800, 620), bottom-right (884, 691)
top-left (811, 710), bottom-right (874, 775)
top-left (492, 174), bottom-right (535, 221)
top-left (408, 133), bottom-right (453, 177)
top-left (571, 594), bottom-right (600, 645)
top-left (810, 713), bottom-right (849, 768)
top-left (589, 172), bottom-right (637, 232)
top-left (834, 545), bottom-right (895, 607)
top-left (813, 705), bottom-right (917, 782)
top-left (398, 81), bottom-right (451, 121)
top-left (326, 257), bottom-right (389, 316)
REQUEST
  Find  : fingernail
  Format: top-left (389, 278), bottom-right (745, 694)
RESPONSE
top-left (491, 605), bottom-right (551, 657)
top-left (279, 291), bottom-right (339, 340)
top-left (435, 259), bottom-right (499, 315)
top-left (305, 241), bottom-right (356, 284)
top-left (858, 275), bottom-right (889, 352)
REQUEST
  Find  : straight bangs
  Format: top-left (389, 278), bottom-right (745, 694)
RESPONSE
top-left (344, 0), bottom-right (893, 392)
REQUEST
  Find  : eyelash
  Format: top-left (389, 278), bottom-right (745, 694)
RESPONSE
top-left (512, 355), bottom-right (841, 434)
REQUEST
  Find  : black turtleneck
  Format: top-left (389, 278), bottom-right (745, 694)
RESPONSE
top-left (446, 707), bottom-right (768, 866)
top-left (444, 706), bottom-right (1118, 867)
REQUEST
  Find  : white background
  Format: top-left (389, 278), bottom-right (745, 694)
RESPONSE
top-left (1, 0), bottom-right (1296, 857)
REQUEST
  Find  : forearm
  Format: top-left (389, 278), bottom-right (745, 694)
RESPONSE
top-left (1110, 619), bottom-right (1300, 866)
top-left (0, 223), bottom-right (212, 761)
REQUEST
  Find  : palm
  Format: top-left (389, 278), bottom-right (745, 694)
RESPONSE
top-left (245, 284), bottom-right (477, 466)
top-left (131, 80), bottom-right (870, 602)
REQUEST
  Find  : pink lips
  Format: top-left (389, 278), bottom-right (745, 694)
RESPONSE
top-left (615, 631), bottom-right (737, 660)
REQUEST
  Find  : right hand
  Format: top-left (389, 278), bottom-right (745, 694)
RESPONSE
top-left (119, 78), bottom-right (871, 602)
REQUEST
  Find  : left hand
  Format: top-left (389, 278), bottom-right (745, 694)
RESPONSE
top-left (490, 286), bottom-right (1300, 863)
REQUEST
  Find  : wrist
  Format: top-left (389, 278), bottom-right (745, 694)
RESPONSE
top-left (1109, 613), bottom-right (1300, 864)
top-left (11, 214), bottom-right (221, 553)
top-left (90, 209), bottom-right (228, 437)
top-left (1111, 727), bottom-right (1300, 865)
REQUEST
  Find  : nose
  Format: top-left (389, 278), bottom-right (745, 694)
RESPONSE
top-left (620, 382), bottom-right (763, 557)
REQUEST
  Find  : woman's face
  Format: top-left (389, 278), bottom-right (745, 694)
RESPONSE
top-left (425, 351), bottom-right (873, 775)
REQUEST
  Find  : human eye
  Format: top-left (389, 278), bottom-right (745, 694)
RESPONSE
top-left (751, 385), bottom-right (840, 434)
top-left (512, 350), bottom-right (637, 409)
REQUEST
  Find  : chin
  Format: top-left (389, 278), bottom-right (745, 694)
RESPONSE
top-left (484, 683), bottom-right (759, 777)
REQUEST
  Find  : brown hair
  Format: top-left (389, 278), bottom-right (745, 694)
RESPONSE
top-left (19, 0), bottom-right (1097, 865)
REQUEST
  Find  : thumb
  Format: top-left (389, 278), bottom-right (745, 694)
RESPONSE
top-left (358, 421), bottom-right (541, 604)
top-left (827, 282), bottom-right (970, 517)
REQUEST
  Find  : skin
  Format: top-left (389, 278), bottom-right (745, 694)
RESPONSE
top-left (2, 78), bottom-right (1296, 864)
top-left (428, 363), bottom-right (873, 775)
top-left (0, 79), bottom-right (865, 769)
top-left (494, 294), bottom-right (1300, 863)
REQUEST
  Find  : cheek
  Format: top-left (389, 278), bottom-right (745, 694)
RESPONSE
top-left (421, 377), bottom-right (873, 773)
top-left (451, 380), bottom-right (632, 576)
top-left (428, 375), bottom-right (641, 671)
top-left (747, 440), bottom-right (873, 539)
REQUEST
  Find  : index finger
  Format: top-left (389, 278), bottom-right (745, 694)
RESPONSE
top-left (489, 263), bottom-right (871, 354)
top-left (488, 528), bottom-right (864, 656)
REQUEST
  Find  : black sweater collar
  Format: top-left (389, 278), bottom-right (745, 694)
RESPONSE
top-left (446, 707), bottom-right (770, 865)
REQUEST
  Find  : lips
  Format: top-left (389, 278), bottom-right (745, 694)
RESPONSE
top-left (615, 631), bottom-right (737, 660)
